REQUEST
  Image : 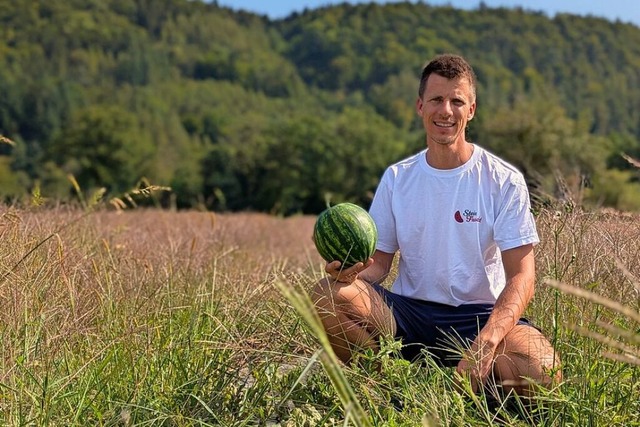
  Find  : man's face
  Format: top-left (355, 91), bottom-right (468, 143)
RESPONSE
top-left (416, 74), bottom-right (476, 147)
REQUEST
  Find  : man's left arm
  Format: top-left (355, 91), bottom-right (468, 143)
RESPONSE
top-left (456, 243), bottom-right (536, 391)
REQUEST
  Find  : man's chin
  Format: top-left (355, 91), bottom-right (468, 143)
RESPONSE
top-left (430, 137), bottom-right (456, 146)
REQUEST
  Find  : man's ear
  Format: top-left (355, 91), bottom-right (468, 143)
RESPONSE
top-left (468, 100), bottom-right (476, 120)
top-left (416, 97), bottom-right (423, 115)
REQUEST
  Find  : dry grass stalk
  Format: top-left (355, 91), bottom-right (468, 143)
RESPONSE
top-left (0, 135), bottom-right (16, 146)
top-left (544, 279), bottom-right (640, 324)
top-left (622, 153), bottom-right (640, 169)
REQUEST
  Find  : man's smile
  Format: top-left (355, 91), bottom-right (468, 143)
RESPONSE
top-left (434, 121), bottom-right (455, 128)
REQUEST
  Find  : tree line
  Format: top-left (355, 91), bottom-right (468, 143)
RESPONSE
top-left (1, 0), bottom-right (639, 213)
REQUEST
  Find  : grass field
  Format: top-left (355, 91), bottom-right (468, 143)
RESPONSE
top-left (0, 204), bottom-right (638, 426)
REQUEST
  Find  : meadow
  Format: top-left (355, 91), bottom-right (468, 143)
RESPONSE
top-left (0, 204), bottom-right (638, 426)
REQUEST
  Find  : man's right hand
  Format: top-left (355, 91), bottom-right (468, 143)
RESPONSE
top-left (325, 258), bottom-right (374, 285)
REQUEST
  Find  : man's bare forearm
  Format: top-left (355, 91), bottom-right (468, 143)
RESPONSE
top-left (358, 250), bottom-right (395, 285)
top-left (479, 273), bottom-right (534, 347)
top-left (479, 244), bottom-right (535, 348)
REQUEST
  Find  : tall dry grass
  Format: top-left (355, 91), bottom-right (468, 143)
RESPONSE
top-left (0, 203), bottom-right (638, 425)
top-left (0, 207), bottom-right (322, 424)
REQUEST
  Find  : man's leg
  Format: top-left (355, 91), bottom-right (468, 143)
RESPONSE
top-left (492, 324), bottom-right (562, 396)
top-left (311, 278), bottom-right (397, 364)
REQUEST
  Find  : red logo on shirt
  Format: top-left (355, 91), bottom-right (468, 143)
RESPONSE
top-left (455, 209), bottom-right (483, 223)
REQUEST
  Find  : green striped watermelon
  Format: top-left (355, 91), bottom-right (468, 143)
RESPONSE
top-left (313, 203), bottom-right (378, 267)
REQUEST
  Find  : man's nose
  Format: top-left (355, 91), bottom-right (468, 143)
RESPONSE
top-left (439, 100), bottom-right (453, 116)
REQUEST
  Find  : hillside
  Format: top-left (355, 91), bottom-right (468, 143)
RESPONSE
top-left (1, 0), bottom-right (639, 212)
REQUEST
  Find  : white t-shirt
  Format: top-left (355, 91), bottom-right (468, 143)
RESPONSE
top-left (369, 144), bottom-right (539, 306)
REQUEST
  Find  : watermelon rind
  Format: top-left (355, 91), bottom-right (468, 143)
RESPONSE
top-left (313, 203), bottom-right (378, 267)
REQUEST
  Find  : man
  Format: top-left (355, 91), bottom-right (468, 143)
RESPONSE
top-left (312, 54), bottom-right (561, 396)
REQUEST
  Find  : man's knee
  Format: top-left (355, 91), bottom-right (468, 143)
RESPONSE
top-left (311, 277), bottom-right (343, 314)
top-left (494, 326), bottom-right (562, 393)
top-left (311, 278), bottom-right (359, 324)
top-left (312, 278), bottom-right (365, 308)
top-left (537, 345), bottom-right (563, 386)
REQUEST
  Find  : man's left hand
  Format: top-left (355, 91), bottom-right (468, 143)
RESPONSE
top-left (456, 338), bottom-right (497, 393)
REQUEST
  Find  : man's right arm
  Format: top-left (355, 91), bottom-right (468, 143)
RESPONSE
top-left (358, 250), bottom-right (395, 285)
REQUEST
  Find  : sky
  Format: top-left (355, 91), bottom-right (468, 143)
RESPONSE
top-left (215, 0), bottom-right (640, 27)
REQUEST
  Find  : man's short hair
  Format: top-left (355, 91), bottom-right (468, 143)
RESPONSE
top-left (418, 54), bottom-right (477, 100)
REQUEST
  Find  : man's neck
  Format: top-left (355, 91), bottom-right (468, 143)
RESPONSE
top-left (426, 140), bottom-right (474, 170)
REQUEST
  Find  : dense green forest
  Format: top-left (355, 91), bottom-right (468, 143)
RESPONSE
top-left (1, 0), bottom-right (639, 213)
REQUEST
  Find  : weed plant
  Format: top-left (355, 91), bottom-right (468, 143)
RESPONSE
top-left (0, 202), bottom-right (638, 426)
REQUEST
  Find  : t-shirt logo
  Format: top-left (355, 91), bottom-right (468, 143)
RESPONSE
top-left (454, 210), bottom-right (483, 223)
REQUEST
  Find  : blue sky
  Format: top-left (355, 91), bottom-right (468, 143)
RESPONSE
top-left (215, 0), bottom-right (640, 27)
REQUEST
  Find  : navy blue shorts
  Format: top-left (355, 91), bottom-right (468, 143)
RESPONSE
top-left (374, 285), bottom-right (533, 366)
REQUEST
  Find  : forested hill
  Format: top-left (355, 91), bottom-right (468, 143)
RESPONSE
top-left (1, 0), bottom-right (639, 213)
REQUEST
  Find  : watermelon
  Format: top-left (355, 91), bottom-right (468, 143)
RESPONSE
top-left (313, 203), bottom-right (378, 267)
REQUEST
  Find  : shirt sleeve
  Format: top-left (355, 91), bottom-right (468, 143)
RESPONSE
top-left (369, 169), bottom-right (399, 254)
top-left (493, 174), bottom-right (540, 251)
